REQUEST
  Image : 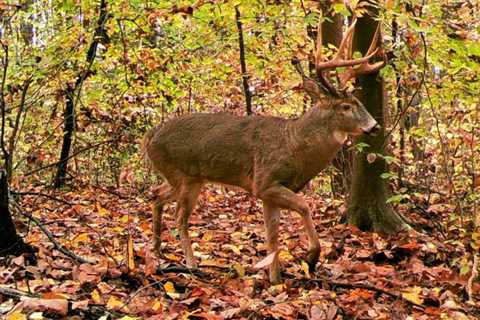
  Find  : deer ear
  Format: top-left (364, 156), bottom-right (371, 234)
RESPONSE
top-left (303, 78), bottom-right (327, 101)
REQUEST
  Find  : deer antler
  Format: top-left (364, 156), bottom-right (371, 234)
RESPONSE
top-left (337, 22), bottom-right (386, 87)
top-left (314, 12), bottom-right (386, 94)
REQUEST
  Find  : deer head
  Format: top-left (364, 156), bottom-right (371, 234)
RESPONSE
top-left (292, 13), bottom-right (386, 136)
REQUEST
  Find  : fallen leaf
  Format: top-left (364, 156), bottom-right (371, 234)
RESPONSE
top-left (107, 296), bottom-right (125, 310)
top-left (72, 300), bottom-right (89, 310)
top-left (402, 286), bottom-right (424, 305)
top-left (91, 289), bottom-right (103, 304)
top-left (253, 251), bottom-right (277, 269)
top-left (164, 281), bottom-right (180, 299)
top-left (6, 311), bottom-right (26, 320)
top-left (17, 298), bottom-right (68, 316)
top-left (233, 263), bottom-right (245, 277)
top-left (301, 260), bottom-right (310, 278)
top-left (164, 253), bottom-right (181, 262)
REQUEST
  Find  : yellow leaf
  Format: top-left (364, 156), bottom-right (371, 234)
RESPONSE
top-left (402, 286), bottom-right (424, 305)
top-left (112, 226), bottom-right (124, 233)
top-left (190, 231), bottom-right (199, 238)
top-left (301, 260), bottom-right (310, 278)
top-left (127, 234), bottom-right (135, 271)
top-left (6, 311), bottom-right (26, 320)
top-left (164, 253), bottom-right (181, 262)
top-left (202, 230), bottom-right (214, 241)
top-left (151, 300), bottom-right (162, 312)
top-left (279, 250), bottom-right (294, 261)
top-left (91, 289), bottom-right (102, 304)
top-left (164, 281), bottom-right (175, 293)
top-left (164, 281), bottom-right (180, 299)
top-left (120, 215), bottom-right (129, 223)
top-left (223, 244), bottom-right (241, 255)
top-left (107, 296), bottom-right (125, 310)
top-left (233, 263), bottom-right (245, 277)
top-left (96, 204), bottom-right (110, 216)
top-left (73, 233), bottom-right (90, 244)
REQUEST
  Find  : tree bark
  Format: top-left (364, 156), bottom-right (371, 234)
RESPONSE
top-left (235, 6), bottom-right (253, 116)
top-left (54, 0), bottom-right (109, 188)
top-left (347, 14), bottom-right (409, 234)
top-left (318, 2), bottom-right (353, 195)
top-left (0, 169), bottom-right (32, 256)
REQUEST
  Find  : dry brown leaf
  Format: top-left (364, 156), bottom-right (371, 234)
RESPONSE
top-left (16, 298), bottom-right (68, 316)
top-left (253, 251), bottom-right (277, 269)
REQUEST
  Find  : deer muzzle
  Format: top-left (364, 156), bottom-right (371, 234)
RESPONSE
top-left (363, 123), bottom-right (381, 136)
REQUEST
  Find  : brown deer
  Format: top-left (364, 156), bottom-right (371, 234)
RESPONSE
top-left (142, 16), bottom-right (385, 284)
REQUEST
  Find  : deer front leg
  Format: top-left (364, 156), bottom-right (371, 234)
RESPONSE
top-left (259, 184), bottom-right (320, 272)
top-left (263, 202), bottom-right (281, 284)
top-left (175, 182), bottom-right (202, 268)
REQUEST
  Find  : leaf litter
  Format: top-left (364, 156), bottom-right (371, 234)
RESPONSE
top-left (0, 185), bottom-right (479, 319)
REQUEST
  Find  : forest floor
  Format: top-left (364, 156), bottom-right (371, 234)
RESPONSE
top-left (1, 184), bottom-right (479, 319)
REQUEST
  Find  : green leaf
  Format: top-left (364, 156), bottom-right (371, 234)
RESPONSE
top-left (386, 194), bottom-right (410, 204)
top-left (332, 3), bottom-right (350, 17)
top-left (354, 142), bottom-right (370, 152)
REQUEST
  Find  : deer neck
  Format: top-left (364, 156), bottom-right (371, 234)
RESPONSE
top-left (289, 107), bottom-right (346, 162)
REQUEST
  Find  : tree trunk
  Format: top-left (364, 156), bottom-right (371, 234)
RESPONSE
top-left (54, 0), bottom-right (109, 188)
top-left (0, 169), bottom-right (32, 256)
top-left (347, 14), bottom-right (409, 234)
top-left (235, 6), bottom-right (253, 116)
top-left (318, 2), bottom-right (353, 195)
top-left (54, 84), bottom-right (75, 188)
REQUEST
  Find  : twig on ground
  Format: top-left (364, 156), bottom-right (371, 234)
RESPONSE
top-left (13, 202), bottom-right (95, 264)
top-left (0, 286), bottom-right (37, 299)
top-left (12, 191), bottom-right (74, 206)
top-left (156, 265), bottom-right (212, 278)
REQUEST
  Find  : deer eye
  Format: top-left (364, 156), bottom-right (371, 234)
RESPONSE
top-left (341, 104), bottom-right (352, 111)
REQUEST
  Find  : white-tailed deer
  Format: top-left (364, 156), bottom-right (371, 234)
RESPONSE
top-left (142, 16), bottom-right (385, 284)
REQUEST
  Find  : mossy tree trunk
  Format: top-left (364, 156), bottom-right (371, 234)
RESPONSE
top-left (347, 13), bottom-right (409, 234)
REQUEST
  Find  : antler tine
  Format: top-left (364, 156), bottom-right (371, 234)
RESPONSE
top-left (338, 22), bottom-right (386, 88)
top-left (337, 16), bottom-right (357, 60)
top-left (313, 11), bottom-right (342, 97)
top-left (292, 58), bottom-right (342, 97)
top-left (314, 13), bottom-right (323, 67)
top-left (365, 21), bottom-right (381, 56)
top-left (314, 15), bottom-right (384, 72)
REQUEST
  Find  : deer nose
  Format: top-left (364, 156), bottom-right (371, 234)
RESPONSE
top-left (365, 124), bottom-right (381, 136)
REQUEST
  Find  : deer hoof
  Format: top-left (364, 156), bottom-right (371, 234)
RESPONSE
top-left (306, 247), bottom-right (320, 272)
top-left (153, 240), bottom-right (162, 256)
top-left (185, 257), bottom-right (198, 269)
top-left (269, 271), bottom-right (282, 284)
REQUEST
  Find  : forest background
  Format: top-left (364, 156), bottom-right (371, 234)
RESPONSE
top-left (0, 0), bottom-right (479, 319)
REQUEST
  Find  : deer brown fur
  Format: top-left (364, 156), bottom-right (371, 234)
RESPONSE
top-left (142, 82), bottom-right (379, 283)
top-left (142, 14), bottom-right (385, 283)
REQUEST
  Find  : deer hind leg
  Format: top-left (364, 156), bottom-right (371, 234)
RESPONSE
top-left (175, 181), bottom-right (202, 268)
top-left (263, 202), bottom-right (281, 284)
top-left (259, 184), bottom-right (320, 273)
top-left (152, 183), bottom-right (176, 255)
